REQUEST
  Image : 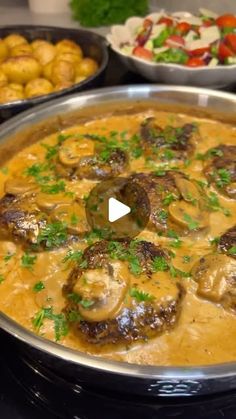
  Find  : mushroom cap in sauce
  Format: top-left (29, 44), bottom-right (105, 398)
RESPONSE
top-left (64, 239), bottom-right (185, 344)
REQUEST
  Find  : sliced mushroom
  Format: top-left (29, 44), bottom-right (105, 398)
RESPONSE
top-left (5, 178), bottom-right (38, 195)
top-left (36, 192), bottom-right (73, 212)
top-left (174, 175), bottom-right (201, 204)
top-left (168, 200), bottom-right (208, 230)
top-left (73, 262), bottom-right (128, 322)
top-left (191, 254), bottom-right (236, 312)
top-left (52, 202), bottom-right (88, 235)
top-left (59, 137), bottom-right (94, 168)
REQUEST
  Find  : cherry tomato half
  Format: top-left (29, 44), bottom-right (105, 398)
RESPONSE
top-left (190, 46), bottom-right (210, 56)
top-left (225, 33), bottom-right (236, 53)
top-left (175, 22), bottom-right (191, 35)
top-left (133, 46), bottom-right (153, 60)
top-left (165, 35), bottom-right (185, 47)
top-left (186, 57), bottom-right (206, 67)
top-left (216, 14), bottom-right (236, 28)
top-left (158, 17), bottom-right (173, 26)
top-left (218, 42), bottom-right (234, 60)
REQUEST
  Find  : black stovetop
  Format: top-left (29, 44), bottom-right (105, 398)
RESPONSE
top-left (0, 51), bottom-right (236, 419)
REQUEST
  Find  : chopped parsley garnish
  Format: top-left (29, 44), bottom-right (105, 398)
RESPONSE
top-left (209, 236), bottom-right (220, 246)
top-left (214, 169), bottom-right (231, 188)
top-left (37, 222), bottom-right (68, 249)
top-left (183, 255), bottom-right (191, 263)
top-left (228, 246), bottom-right (236, 256)
top-left (157, 209), bottom-right (168, 221)
top-left (129, 288), bottom-right (155, 302)
top-left (21, 253), bottom-right (37, 270)
top-left (183, 213), bottom-right (199, 230)
top-left (3, 253), bottom-right (15, 263)
top-left (154, 169), bottom-right (166, 177)
top-left (70, 214), bottom-right (79, 225)
top-left (0, 274), bottom-right (4, 284)
top-left (206, 192), bottom-right (231, 217)
top-left (129, 255), bottom-right (142, 275)
top-left (62, 250), bottom-right (83, 263)
top-left (152, 256), bottom-right (169, 272)
top-left (67, 310), bottom-right (82, 322)
top-left (167, 230), bottom-right (182, 248)
top-left (24, 163), bottom-right (53, 185)
top-left (161, 149), bottom-right (175, 160)
top-left (162, 193), bottom-right (177, 206)
top-left (67, 293), bottom-right (94, 308)
top-left (33, 281), bottom-right (45, 292)
top-left (32, 307), bottom-right (68, 342)
top-left (196, 148), bottom-right (223, 161)
top-left (80, 299), bottom-right (94, 309)
top-left (41, 180), bottom-right (65, 195)
top-left (169, 265), bottom-right (191, 278)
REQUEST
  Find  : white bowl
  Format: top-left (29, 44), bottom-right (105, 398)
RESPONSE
top-left (107, 12), bottom-right (236, 88)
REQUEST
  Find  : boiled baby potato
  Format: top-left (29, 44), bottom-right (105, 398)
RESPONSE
top-left (56, 39), bottom-right (83, 58)
top-left (75, 75), bottom-right (86, 84)
top-left (2, 56), bottom-right (41, 84)
top-left (54, 81), bottom-right (73, 92)
top-left (42, 61), bottom-right (53, 79)
top-left (10, 43), bottom-right (32, 57)
top-left (31, 39), bottom-right (48, 50)
top-left (0, 69), bottom-right (7, 86)
top-left (33, 42), bottom-right (56, 66)
top-left (25, 78), bottom-right (53, 98)
top-left (0, 39), bottom-right (9, 62)
top-left (75, 58), bottom-right (98, 78)
top-left (55, 52), bottom-right (82, 66)
top-left (4, 34), bottom-right (28, 49)
top-left (8, 83), bottom-right (24, 93)
top-left (0, 85), bottom-right (24, 103)
top-left (50, 59), bottom-right (75, 84)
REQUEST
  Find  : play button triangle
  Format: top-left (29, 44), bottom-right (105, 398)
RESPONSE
top-left (108, 197), bottom-right (131, 223)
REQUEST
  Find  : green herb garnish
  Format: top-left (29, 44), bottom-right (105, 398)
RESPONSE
top-left (37, 222), bottom-right (68, 249)
top-left (33, 281), bottom-right (45, 292)
top-left (32, 307), bottom-right (68, 341)
top-left (21, 252), bottom-right (37, 270)
top-left (228, 246), bottom-right (236, 256)
top-left (152, 256), bottom-right (169, 272)
top-left (129, 288), bottom-right (154, 302)
top-left (183, 213), bottom-right (199, 230)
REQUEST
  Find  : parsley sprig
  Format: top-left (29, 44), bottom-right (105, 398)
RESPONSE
top-left (32, 307), bottom-right (68, 342)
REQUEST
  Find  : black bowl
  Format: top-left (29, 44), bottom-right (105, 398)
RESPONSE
top-left (0, 25), bottom-right (109, 122)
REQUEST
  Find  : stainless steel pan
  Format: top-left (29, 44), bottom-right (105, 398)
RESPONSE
top-left (0, 85), bottom-right (236, 397)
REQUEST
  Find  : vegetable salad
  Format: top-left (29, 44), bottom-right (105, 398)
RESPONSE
top-left (121, 9), bottom-right (236, 67)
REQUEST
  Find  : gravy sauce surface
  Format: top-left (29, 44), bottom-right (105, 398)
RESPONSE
top-left (0, 108), bottom-right (235, 366)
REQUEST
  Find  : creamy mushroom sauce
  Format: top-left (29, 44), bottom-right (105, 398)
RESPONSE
top-left (0, 108), bottom-right (235, 366)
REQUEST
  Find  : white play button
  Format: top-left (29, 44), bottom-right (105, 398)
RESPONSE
top-left (108, 197), bottom-right (131, 223)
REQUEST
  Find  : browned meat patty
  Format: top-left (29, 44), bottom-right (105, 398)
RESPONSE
top-left (126, 171), bottom-right (209, 235)
top-left (140, 118), bottom-right (198, 160)
top-left (0, 179), bottom-right (88, 248)
top-left (218, 225), bottom-right (236, 258)
top-left (76, 148), bottom-right (128, 180)
top-left (0, 194), bottom-right (46, 245)
top-left (64, 239), bottom-right (185, 344)
top-left (56, 135), bottom-right (129, 180)
top-left (204, 145), bottom-right (236, 199)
